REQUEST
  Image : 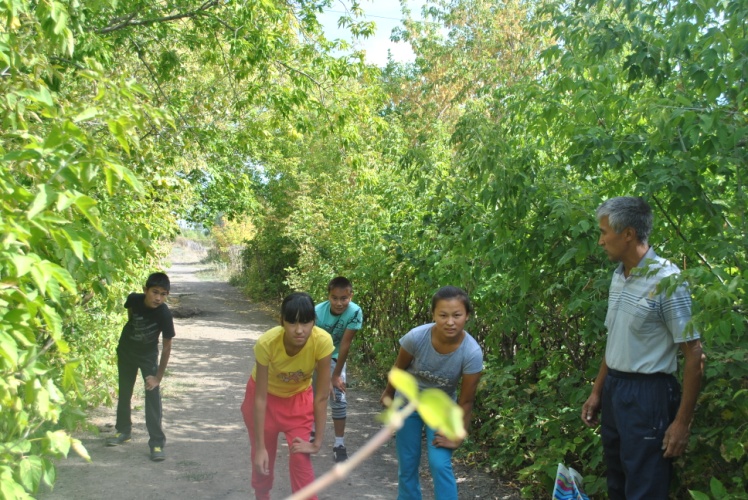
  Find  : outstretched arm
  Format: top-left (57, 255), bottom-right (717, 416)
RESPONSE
top-left (332, 328), bottom-right (357, 392)
top-left (380, 347), bottom-right (414, 407)
top-left (146, 338), bottom-right (172, 390)
top-left (291, 355), bottom-right (332, 454)
top-left (253, 363), bottom-right (270, 475)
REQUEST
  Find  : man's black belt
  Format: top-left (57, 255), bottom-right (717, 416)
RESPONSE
top-left (608, 368), bottom-right (672, 380)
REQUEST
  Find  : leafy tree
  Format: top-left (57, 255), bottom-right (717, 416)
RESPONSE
top-left (448, 0), bottom-right (748, 496)
top-left (0, 0), bottom-right (184, 494)
top-left (1, 0), bottom-right (371, 495)
top-left (240, 0), bottom-right (746, 497)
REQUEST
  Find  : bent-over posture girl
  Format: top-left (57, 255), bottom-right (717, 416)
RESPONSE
top-left (380, 286), bottom-right (484, 500)
top-left (241, 292), bottom-right (333, 500)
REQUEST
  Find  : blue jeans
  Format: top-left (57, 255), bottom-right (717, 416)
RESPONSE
top-left (396, 412), bottom-right (457, 500)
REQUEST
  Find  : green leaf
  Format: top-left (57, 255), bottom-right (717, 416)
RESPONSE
top-left (389, 368), bottom-right (419, 403)
top-left (43, 430), bottom-right (71, 458)
top-left (39, 305), bottom-right (67, 351)
top-left (418, 388), bottom-right (466, 441)
top-left (27, 185), bottom-right (56, 220)
top-left (107, 119), bottom-right (130, 154)
top-left (53, 6), bottom-right (68, 35)
top-left (72, 195), bottom-right (102, 232)
top-left (42, 261), bottom-right (77, 294)
top-left (558, 247), bottom-right (578, 266)
top-left (688, 489), bottom-right (711, 500)
top-left (42, 127), bottom-right (65, 150)
top-left (72, 107), bottom-right (98, 122)
top-left (3, 439), bottom-right (32, 456)
top-left (10, 254), bottom-right (37, 277)
top-left (25, 379), bottom-right (49, 416)
top-left (0, 472), bottom-right (32, 500)
top-left (15, 456), bottom-right (44, 493)
top-left (17, 87), bottom-right (54, 107)
top-left (720, 437), bottom-right (745, 462)
top-left (62, 361), bottom-right (81, 393)
top-left (0, 331), bottom-right (19, 367)
top-left (41, 458), bottom-right (55, 490)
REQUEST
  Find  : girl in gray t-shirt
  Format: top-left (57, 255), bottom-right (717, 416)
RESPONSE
top-left (380, 286), bottom-right (484, 500)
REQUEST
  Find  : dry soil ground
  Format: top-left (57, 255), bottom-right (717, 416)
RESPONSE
top-left (38, 246), bottom-right (521, 500)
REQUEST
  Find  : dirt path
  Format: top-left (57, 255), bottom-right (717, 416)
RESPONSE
top-left (39, 247), bottom-right (520, 499)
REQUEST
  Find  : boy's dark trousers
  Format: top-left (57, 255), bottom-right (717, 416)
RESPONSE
top-left (115, 347), bottom-right (166, 449)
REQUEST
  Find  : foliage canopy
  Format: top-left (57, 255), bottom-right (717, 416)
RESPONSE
top-left (1, 0), bottom-right (746, 498)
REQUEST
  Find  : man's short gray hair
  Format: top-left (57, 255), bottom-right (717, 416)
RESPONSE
top-left (596, 197), bottom-right (653, 243)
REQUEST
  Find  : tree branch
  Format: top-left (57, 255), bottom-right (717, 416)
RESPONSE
top-left (649, 193), bottom-right (719, 278)
top-left (286, 402), bottom-right (417, 500)
top-left (95, 0), bottom-right (220, 34)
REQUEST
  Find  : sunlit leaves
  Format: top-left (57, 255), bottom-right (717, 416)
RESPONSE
top-left (388, 367), bottom-right (419, 403)
top-left (1, 0), bottom-right (374, 495)
top-left (1, 0), bottom-right (189, 495)
top-left (454, 0), bottom-right (748, 496)
top-left (388, 368), bottom-right (466, 441)
top-left (418, 389), bottom-right (465, 441)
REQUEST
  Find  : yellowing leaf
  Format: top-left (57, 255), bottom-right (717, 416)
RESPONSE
top-left (389, 368), bottom-right (419, 403)
top-left (418, 388), bottom-right (466, 441)
top-left (71, 439), bottom-right (91, 462)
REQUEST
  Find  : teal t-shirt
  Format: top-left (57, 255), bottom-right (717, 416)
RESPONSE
top-left (315, 300), bottom-right (363, 358)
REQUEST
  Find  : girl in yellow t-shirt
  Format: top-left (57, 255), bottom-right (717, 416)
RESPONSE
top-left (241, 292), bottom-right (333, 500)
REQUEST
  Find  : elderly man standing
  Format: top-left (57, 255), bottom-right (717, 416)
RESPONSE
top-left (582, 196), bottom-right (704, 499)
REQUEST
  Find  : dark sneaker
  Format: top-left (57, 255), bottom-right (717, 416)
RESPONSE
top-left (309, 431), bottom-right (315, 443)
top-left (332, 445), bottom-right (348, 463)
top-left (150, 446), bottom-right (166, 462)
top-left (105, 432), bottom-right (131, 446)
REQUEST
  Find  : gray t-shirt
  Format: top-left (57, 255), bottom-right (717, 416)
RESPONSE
top-left (397, 323), bottom-right (483, 400)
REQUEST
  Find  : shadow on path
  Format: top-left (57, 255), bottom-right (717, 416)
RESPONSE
top-left (38, 250), bottom-right (518, 500)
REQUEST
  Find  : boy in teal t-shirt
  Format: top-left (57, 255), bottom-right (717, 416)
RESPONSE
top-left (314, 277), bottom-right (363, 462)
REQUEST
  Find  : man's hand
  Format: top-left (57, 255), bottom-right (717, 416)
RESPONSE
top-left (582, 393), bottom-right (601, 427)
top-left (662, 420), bottom-right (690, 458)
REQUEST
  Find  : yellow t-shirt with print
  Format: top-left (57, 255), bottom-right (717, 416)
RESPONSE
top-left (252, 325), bottom-right (334, 397)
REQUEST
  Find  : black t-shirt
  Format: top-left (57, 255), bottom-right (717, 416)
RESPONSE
top-left (118, 293), bottom-right (175, 353)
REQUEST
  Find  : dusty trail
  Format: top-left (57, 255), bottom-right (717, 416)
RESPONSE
top-left (39, 246), bottom-right (520, 499)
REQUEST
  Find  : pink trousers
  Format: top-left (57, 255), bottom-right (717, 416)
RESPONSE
top-left (241, 377), bottom-right (317, 500)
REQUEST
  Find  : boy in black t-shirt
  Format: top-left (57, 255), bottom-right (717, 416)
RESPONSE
top-left (106, 272), bottom-right (175, 462)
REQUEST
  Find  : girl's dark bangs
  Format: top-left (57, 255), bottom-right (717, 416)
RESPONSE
top-left (281, 293), bottom-right (316, 323)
